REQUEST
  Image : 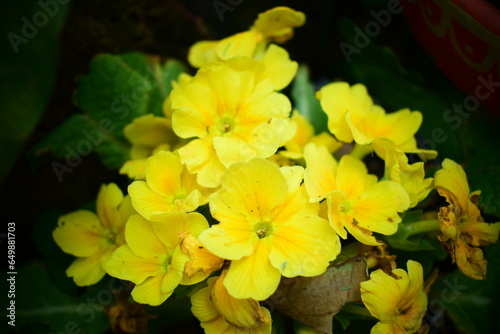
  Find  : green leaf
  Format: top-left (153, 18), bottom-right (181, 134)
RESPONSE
top-left (0, 0), bottom-right (69, 182)
top-left (384, 210), bottom-right (435, 251)
top-left (27, 53), bottom-right (185, 172)
top-left (429, 242), bottom-right (500, 334)
top-left (8, 262), bottom-right (110, 334)
top-left (291, 65), bottom-right (329, 134)
top-left (465, 147), bottom-right (500, 218)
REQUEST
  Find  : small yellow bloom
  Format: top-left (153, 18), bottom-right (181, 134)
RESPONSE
top-left (304, 144), bottom-right (410, 245)
top-left (279, 111), bottom-right (342, 161)
top-left (318, 82), bottom-right (437, 160)
top-left (106, 212), bottom-right (209, 306)
top-left (171, 61), bottom-right (295, 187)
top-left (188, 8), bottom-right (302, 91)
top-left (360, 260), bottom-right (427, 334)
top-left (199, 158), bottom-right (340, 301)
top-left (383, 146), bottom-right (434, 208)
top-left (128, 150), bottom-right (211, 221)
top-left (53, 183), bottom-right (135, 286)
top-left (434, 159), bottom-right (500, 280)
top-left (252, 6), bottom-right (305, 44)
top-left (191, 272), bottom-right (272, 334)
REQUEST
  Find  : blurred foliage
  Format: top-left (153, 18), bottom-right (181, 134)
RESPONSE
top-left (0, 0), bottom-right (69, 183)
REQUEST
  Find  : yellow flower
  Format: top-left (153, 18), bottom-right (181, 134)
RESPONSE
top-left (53, 183), bottom-right (135, 286)
top-left (361, 260), bottom-right (427, 334)
top-left (434, 159), bottom-right (500, 280)
top-left (128, 150), bottom-right (211, 221)
top-left (106, 212), bottom-right (209, 306)
top-left (279, 111), bottom-right (342, 161)
top-left (304, 144), bottom-right (410, 245)
top-left (171, 60), bottom-right (295, 188)
top-left (383, 146), bottom-right (434, 208)
top-left (199, 158), bottom-right (340, 301)
top-left (317, 82), bottom-right (437, 159)
top-left (191, 271), bottom-right (272, 334)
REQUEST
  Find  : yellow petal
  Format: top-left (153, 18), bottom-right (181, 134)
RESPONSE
top-left (66, 249), bottom-right (108, 286)
top-left (179, 232), bottom-right (224, 278)
top-left (128, 181), bottom-right (178, 220)
top-left (105, 245), bottom-right (162, 285)
top-left (224, 239), bottom-right (281, 301)
top-left (96, 183), bottom-right (124, 230)
top-left (434, 159), bottom-right (470, 214)
top-left (319, 82), bottom-right (372, 143)
top-left (352, 181), bottom-right (410, 235)
top-left (220, 158), bottom-right (288, 219)
top-left (188, 40), bottom-right (218, 68)
top-left (118, 195), bottom-right (136, 228)
top-left (132, 273), bottom-right (171, 306)
top-left (119, 159), bottom-right (147, 179)
top-left (125, 214), bottom-right (167, 258)
top-left (212, 271), bottom-right (271, 329)
top-left (145, 150), bottom-right (182, 197)
top-left (253, 6), bottom-right (305, 43)
top-left (360, 269), bottom-right (401, 322)
top-left (336, 155), bottom-right (377, 200)
top-left (215, 31), bottom-right (261, 61)
top-left (260, 44), bottom-right (298, 90)
top-left (171, 83), bottom-right (217, 138)
top-left (178, 137), bottom-right (226, 188)
top-left (303, 143), bottom-right (338, 202)
top-left (461, 221), bottom-right (500, 246)
top-left (455, 238), bottom-right (488, 280)
top-left (153, 212), bottom-right (209, 250)
top-left (191, 278), bottom-right (220, 323)
top-left (53, 210), bottom-right (103, 257)
top-left (269, 215), bottom-right (340, 277)
top-left (198, 223), bottom-right (255, 261)
top-left (123, 114), bottom-right (173, 148)
top-left (162, 246), bottom-right (188, 291)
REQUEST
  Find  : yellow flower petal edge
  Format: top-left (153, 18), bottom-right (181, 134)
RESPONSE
top-left (361, 260), bottom-right (427, 334)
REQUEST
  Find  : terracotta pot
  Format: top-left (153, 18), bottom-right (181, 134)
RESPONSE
top-left (403, 0), bottom-right (500, 116)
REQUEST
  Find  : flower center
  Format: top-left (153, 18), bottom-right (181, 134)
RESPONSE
top-left (160, 254), bottom-right (172, 272)
top-left (254, 222), bottom-right (273, 239)
top-left (216, 116), bottom-right (236, 135)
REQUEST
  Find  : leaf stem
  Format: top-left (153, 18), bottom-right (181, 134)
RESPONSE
top-left (406, 219), bottom-right (441, 237)
top-left (341, 303), bottom-right (376, 320)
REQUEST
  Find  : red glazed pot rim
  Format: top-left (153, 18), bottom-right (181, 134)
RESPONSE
top-left (449, 0), bottom-right (500, 36)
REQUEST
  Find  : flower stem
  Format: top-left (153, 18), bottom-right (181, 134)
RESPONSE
top-left (405, 219), bottom-right (441, 237)
top-left (342, 303), bottom-right (376, 319)
top-left (349, 143), bottom-right (373, 160)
